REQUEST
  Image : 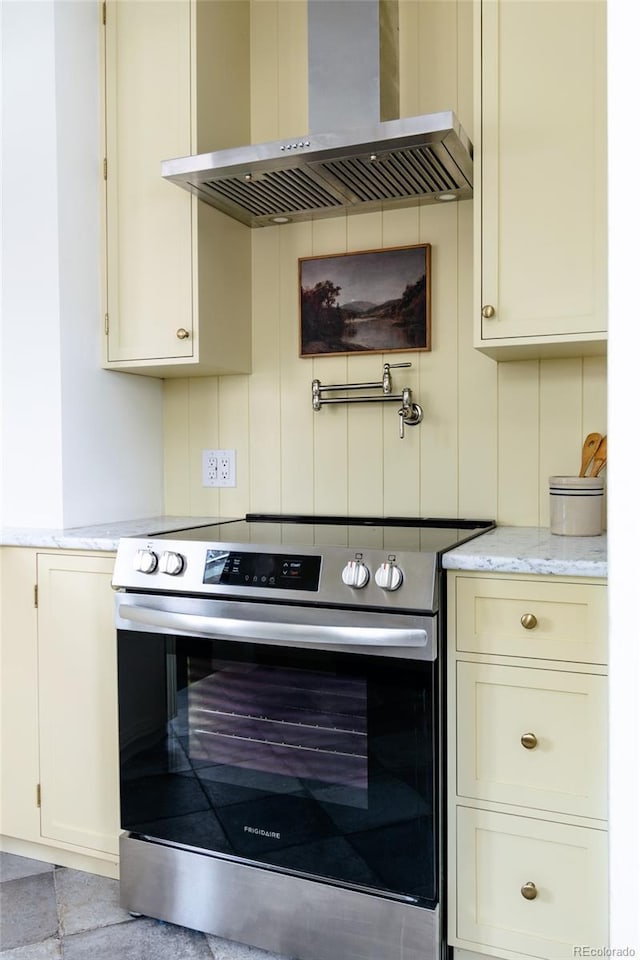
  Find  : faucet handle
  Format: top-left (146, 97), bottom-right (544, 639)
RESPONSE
top-left (383, 361), bottom-right (412, 393)
top-left (398, 408), bottom-right (406, 439)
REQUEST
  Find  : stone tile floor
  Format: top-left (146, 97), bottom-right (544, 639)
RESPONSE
top-left (0, 853), bottom-right (292, 959)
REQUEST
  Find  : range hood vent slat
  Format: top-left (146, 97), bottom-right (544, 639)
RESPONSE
top-left (319, 144), bottom-right (461, 204)
top-left (203, 167), bottom-right (346, 218)
top-left (326, 157), bottom-right (396, 202)
top-left (389, 149), bottom-right (447, 194)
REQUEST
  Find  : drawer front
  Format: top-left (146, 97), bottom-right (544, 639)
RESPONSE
top-left (456, 662), bottom-right (607, 818)
top-left (455, 577), bottom-right (607, 663)
top-left (455, 807), bottom-right (608, 958)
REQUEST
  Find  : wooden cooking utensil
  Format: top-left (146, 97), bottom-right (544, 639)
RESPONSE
top-left (579, 432), bottom-right (603, 476)
top-left (589, 435), bottom-right (607, 476)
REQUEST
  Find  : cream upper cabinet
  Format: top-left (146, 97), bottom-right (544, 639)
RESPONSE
top-left (0, 548), bottom-right (119, 873)
top-left (447, 571), bottom-right (608, 960)
top-left (474, 0), bottom-right (607, 360)
top-left (102, 0), bottom-right (252, 377)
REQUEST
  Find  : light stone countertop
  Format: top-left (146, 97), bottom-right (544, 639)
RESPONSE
top-left (0, 516), bottom-right (236, 552)
top-left (1, 519), bottom-right (608, 578)
top-left (443, 525), bottom-right (607, 578)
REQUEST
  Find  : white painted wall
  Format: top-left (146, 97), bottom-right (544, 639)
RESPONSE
top-left (607, 0), bottom-right (640, 949)
top-left (0, 0), bottom-right (163, 529)
top-left (1, 0), bottom-right (65, 526)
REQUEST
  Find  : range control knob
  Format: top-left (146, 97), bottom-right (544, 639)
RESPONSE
top-left (341, 560), bottom-right (370, 589)
top-left (375, 562), bottom-right (403, 592)
top-left (135, 549), bottom-right (158, 574)
top-left (160, 551), bottom-right (185, 576)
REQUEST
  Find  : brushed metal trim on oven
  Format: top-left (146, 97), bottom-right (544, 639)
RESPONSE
top-left (118, 603), bottom-right (427, 648)
top-left (120, 834), bottom-right (439, 960)
top-left (115, 592), bottom-right (436, 660)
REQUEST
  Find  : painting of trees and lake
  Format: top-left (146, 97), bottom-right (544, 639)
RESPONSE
top-left (299, 244), bottom-right (431, 358)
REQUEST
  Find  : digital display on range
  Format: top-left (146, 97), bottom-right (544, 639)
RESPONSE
top-left (203, 550), bottom-right (321, 591)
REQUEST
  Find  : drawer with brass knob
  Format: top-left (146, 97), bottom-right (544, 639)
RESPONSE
top-left (456, 661), bottom-right (607, 818)
top-left (455, 807), bottom-right (607, 957)
top-left (454, 574), bottom-right (607, 664)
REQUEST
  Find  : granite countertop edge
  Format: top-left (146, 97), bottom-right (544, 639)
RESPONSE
top-left (443, 525), bottom-right (607, 578)
top-left (0, 517), bottom-right (234, 551)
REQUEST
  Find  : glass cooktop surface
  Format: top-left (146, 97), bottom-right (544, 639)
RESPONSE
top-left (152, 513), bottom-right (495, 556)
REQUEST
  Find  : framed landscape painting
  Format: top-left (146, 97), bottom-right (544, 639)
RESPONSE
top-left (299, 243), bottom-right (431, 358)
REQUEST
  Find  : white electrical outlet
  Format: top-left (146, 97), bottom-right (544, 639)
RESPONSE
top-left (202, 450), bottom-right (218, 486)
top-left (202, 449), bottom-right (236, 487)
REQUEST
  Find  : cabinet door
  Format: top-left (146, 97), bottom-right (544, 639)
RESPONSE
top-left (102, 0), bottom-right (251, 378)
top-left (104, 0), bottom-right (194, 365)
top-left (475, 0), bottom-right (607, 357)
top-left (37, 554), bottom-right (119, 857)
top-left (0, 549), bottom-right (41, 842)
top-left (455, 807), bottom-right (608, 958)
top-left (456, 662), bottom-right (607, 819)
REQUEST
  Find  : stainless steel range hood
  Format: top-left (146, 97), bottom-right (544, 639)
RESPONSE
top-left (161, 1), bottom-right (473, 228)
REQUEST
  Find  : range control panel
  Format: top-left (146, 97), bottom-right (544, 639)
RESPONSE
top-left (113, 538), bottom-right (439, 613)
top-left (203, 550), bottom-right (322, 592)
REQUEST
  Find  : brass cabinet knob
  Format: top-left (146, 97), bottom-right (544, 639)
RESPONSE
top-left (520, 613), bottom-right (538, 630)
top-left (481, 304), bottom-right (496, 319)
top-left (176, 328), bottom-right (190, 340)
top-left (521, 732), bottom-right (538, 750)
top-left (521, 881), bottom-right (538, 901)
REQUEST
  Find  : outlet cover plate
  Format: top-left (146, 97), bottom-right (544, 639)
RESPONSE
top-left (202, 449), bottom-right (236, 487)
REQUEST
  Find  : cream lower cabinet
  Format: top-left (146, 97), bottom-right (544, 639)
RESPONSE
top-left (0, 549), bottom-right (119, 871)
top-left (474, 0), bottom-right (607, 360)
top-left (447, 571), bottom-right (608, 959)
top-left (456, 808), bottom-right (608, 958)
top-left (102, 0), bottom-right (251, 377)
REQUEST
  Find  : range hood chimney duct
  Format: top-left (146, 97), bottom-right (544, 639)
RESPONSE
top-left (307, 0), bottom-right (399, 132)
top-left (161, 0), bottom-right (473, 227)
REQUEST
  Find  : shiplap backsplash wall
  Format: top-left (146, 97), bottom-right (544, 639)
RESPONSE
top-left (163, 0), bottom-right (607, 526)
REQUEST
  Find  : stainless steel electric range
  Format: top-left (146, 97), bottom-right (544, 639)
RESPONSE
top-left (112, 513), bottom-right (494, 960)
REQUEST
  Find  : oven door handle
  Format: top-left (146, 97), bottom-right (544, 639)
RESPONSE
top-left (117, 603), bottom-right (428, 649)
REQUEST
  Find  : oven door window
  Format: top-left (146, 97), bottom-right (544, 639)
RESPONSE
top-left (118, 631), bottom-right (436, 906)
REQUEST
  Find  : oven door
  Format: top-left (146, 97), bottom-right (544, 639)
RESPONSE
top-left (116, 593), bottom-right (438, 908)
